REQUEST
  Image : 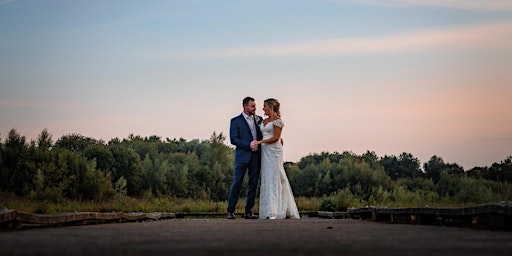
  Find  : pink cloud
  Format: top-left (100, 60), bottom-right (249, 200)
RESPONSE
top-left (329, 0), bottom-right (512, 11)
top-left (172, 22), bottom-right (512, 58)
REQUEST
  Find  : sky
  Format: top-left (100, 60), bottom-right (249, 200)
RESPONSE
top-left (1, 0), bottom-right (511, 170)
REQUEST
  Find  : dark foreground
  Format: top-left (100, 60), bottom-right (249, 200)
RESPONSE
top-left (1, 218), bottom-right (511, 256)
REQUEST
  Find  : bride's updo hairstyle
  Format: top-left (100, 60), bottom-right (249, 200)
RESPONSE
top-left (264, 98), bottom-right (281, 117)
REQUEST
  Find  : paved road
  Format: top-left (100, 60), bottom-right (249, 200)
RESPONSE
top-left (1, 218), bottom-right (511, 256)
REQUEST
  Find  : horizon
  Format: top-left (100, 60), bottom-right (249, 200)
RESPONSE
top-left (1, 127), bottom-right (509, 171)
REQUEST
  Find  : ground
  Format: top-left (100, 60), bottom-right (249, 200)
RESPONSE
top-left (1, 218), bottom-right (511, 256)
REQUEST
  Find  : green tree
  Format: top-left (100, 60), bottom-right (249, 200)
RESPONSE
top-left (140, 154), bottom-right (168, 196)
top-left (83, 144), bottom-right (114, 171)
top-left (455, 177), bottom-right (496, 204)
top-left (423, 155), bottom-right (445, 183)
top-left (80, 160), bottom-right (115, 200)
top-left (380, 153), bottom-right (421, 180)
top-left (466, 166), bottom-right (488, 179)
top-left (380, 155), bottom-right (400, 180)
top-left (398, 153), bottom-right (421, 179)
top-left (2, 129), bottom-right (36, 195)
top-left (0, 134), bottom-right (4, 190)
top-left (487, 156), bottom-right (512, 183)
top-left (55, 133), bottom-right (101, 152)
top-left (108, 143), bottom-right (143, 197)
top-left (199, 132), bottom-right (233, 200)
top-left (36, 129), bottom-right (53, 150)
top-left (289, 163), bottom-right (320, 197)
top-left (167, 157), bottom-right (189, 197)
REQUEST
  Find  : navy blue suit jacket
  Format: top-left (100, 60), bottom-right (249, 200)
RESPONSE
top-left (230, 114), bottom-right (263, 164)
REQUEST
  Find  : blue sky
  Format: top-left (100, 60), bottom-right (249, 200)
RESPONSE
top-left (1, 0), bottom-right (511, 169)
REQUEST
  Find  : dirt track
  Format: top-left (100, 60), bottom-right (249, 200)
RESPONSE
top-left (1, 218), bottom-right (511, 256)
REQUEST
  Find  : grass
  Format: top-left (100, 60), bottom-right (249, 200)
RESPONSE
top-left (1, 192), bottom-right (491, 214)
top-left (0, 193), bottom-right (321, 214)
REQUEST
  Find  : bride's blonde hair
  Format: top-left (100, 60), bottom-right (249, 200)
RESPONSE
top-left (264, 98), bottom-right (281, 117)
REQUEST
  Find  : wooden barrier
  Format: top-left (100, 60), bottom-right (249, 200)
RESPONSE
top-left (318, 211), bottom-right (349, 219)
top-left (1, 210), bottom-right (320, 229)
top-left (0, 209), bottom-right (175, 230)
top-left (344, 203), bottom-right (512, 230)
top-left (2, 203), bottom-right (510, 231)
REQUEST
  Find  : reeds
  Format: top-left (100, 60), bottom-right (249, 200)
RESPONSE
top-left (1, 193), bottom-right (324, 214)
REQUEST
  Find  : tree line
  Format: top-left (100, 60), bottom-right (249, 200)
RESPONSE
top-left (1, 128), bottom-right (511, 206)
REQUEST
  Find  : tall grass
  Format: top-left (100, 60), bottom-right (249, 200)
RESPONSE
top-left (0, 193), bottom-right (322, 214)
top-left (1, 192), bottom-right (501, 214)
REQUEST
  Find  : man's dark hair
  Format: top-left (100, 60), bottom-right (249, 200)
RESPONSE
top-left (243, 96), bottom-right (254, 106)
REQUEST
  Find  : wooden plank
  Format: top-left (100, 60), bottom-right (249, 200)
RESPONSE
top-left (347, 207), bottom-right (374, 220)
top-left (11, 211), bottom-right (176, 226)
top-left (16, 212), bottom-right (123, 224)
top-left (347, 203), bottom-right (512, 230)
top-left (318, 211), bottom-right (334, 218)
top-left (122, 212), bottom-right (176, 221)
top-left (372, 203), bottom-right (512, 217)
top-left (0, 209), bottom-right (17, 223)
top-left (318, 211), bottom-right (348, 219)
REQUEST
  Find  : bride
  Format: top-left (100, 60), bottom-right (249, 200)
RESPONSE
top-left (252, 98), bottom-right (300, 219)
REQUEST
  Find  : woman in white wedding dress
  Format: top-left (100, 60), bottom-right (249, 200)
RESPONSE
top-left (253, 98), bottom-right (300, 219)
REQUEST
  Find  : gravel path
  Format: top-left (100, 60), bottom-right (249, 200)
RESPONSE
top-left (1, 218), bottom-right (511, 256)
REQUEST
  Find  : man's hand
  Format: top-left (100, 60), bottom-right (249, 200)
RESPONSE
top-left (250, 140), bottom-right (258, 150)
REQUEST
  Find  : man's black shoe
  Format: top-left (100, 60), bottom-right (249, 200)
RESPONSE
top-left (244, 213), bottom-right (257, 219)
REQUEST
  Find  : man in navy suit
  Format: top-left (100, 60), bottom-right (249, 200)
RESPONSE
top-left (227, 96), bottom-right (263, 219)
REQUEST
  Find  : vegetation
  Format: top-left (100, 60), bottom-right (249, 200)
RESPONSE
top-left (1, 128), bottom-right (511, 213)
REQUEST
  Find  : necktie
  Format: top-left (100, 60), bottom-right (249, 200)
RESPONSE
top-left (249, 116), bottom-right (256, 140)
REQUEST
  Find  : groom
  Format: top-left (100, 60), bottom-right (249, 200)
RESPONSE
top-left (227, 96), bottom-right (263, 219)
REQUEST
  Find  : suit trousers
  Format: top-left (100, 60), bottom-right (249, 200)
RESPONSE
top-left (227, 151), bottom-right (260, 213)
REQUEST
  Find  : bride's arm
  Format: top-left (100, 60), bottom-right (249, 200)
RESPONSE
top-left (256, 125), bottom-right (282, 145)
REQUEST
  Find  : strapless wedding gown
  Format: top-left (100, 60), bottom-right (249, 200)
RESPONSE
top-left (258, 119), bottom-right (300, 219)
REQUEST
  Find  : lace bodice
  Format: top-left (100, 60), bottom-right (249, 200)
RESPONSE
top-left (260, 119), bottom-right (284, 140)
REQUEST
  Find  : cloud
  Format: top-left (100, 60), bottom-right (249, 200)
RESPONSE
top-left (329, 0), bottom-right (512, 11)
top-left (0, 0), bottom-right (15, 5)
top-left (0, 101), bottom-right (74, 108)
top-left (167, 22), bottom-right (512, 59)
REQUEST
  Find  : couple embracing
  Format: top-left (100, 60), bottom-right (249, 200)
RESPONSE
top-left (227, 96), bottom-right (300, 220)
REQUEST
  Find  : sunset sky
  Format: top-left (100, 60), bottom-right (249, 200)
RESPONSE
top-left (1, 0), bottom-right (511, 169)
